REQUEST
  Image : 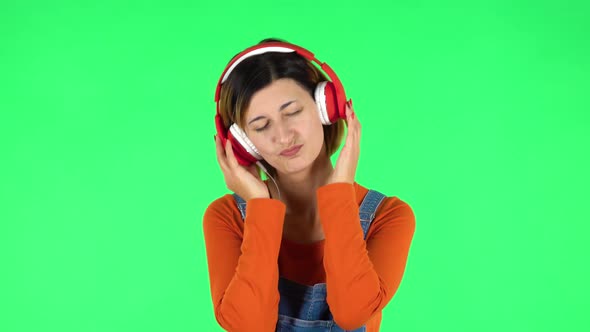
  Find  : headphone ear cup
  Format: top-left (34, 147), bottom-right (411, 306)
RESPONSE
top-left (315, 81), bottom-right (344, 125)
top-left (228, 123), bottom-right (262, 166)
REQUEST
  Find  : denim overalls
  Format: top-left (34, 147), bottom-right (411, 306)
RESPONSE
top-left (232, 188), bottom-right (386, 332)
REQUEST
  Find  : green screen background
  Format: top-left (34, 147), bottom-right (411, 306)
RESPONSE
top-left (2, 1), bottom-right (588, 331)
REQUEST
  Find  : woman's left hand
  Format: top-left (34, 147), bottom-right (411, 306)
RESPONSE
top-left (327, 99), bottom-right (361, 185)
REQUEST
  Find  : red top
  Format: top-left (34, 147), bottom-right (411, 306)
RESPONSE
top-left (203, 182), bottom-right (416, 331)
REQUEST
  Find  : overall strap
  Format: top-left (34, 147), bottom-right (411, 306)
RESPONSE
top-left (358, 190), bottom-right (387, 240)
top-left (232, 193), bottom-right (247, 220)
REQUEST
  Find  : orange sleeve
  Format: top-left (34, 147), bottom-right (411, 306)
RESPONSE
top-left (316, 183), bottom-right (416, 330)
top-left (203, 196), bottom-right (286, 332)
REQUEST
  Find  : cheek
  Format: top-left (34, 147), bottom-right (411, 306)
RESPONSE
top-left (303, 111), bottom-right (322, 133)
top-left (310, 115), bottom-right (324, 138)
top-left (252, 139), bottom-right (271, 156)
top-left (307, 120), bottom-right (325, 153)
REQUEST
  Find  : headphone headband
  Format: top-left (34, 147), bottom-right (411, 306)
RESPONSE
top-left (213, 41), bottom-right (344, 108)
top-left (221, 47), bottom-right (293, 84)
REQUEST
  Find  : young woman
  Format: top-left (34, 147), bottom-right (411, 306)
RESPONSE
top-left (204, 38), bottom-right (416, 331)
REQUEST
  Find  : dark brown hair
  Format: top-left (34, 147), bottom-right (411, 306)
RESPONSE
top-left (217, 37), bottom-right (345, 178)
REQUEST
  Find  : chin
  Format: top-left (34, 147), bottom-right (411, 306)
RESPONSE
top-left (276, 155), bottom-right (314, 174)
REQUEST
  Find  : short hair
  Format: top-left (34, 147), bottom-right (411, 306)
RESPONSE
top-left (217, 37), bottom-right (345, 179)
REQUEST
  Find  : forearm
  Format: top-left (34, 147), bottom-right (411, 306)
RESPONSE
top-left (317, 183), bottom-right (385, 329)
top-left (206, 198), bottom-right (286, 332)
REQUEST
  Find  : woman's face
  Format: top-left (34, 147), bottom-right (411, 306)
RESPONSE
top-left (242, 78), bottom-right (325, 175)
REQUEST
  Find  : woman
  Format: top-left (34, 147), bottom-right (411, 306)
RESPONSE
top-left (204, 38), bottom-right (416, 331)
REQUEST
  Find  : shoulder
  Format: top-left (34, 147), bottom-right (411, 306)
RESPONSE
top-left (377, 196), bottom-right (415, 221)
top-left (354, 183), bottom-right (416, 237)
top-left (202, 194), bottom-right (244, 236)
top-left (372, 195), bottom-right (416, 235)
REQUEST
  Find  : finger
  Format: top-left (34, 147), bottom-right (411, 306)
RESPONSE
top-left (215, 135), bottom-right (229, 170)
top-left (346, 104), bottom-right (358, 139)
top-left (225, 139), bottom-right (239, 169)
top-left (352, 112), bottom-right (360, 135)
top-left (349, 103), bottom-right (360, 137)
top-left (349, 103), bottom-right (359, 136)
top-left (346, 101), bottom-right (352, 121)
top-left (349, 111), bottom-right (361, 149)
top-left (247, 163), bottom-right (260, 179)
top-left (344, 122), bottom-right (354, 149)
top-left (345, 102), bottom-right (355, 131)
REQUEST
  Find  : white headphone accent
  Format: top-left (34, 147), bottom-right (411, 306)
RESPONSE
top-left (314, 81), bottom-right (331, 125)
top-left (229, 123), bottom-right (263, 160)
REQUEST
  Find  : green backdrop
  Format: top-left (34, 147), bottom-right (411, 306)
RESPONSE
top-left (2, 1), bottom-right (588, 331)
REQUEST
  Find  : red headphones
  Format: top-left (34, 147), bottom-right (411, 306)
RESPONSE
top-left (214, 41), bottom-right (349, 166)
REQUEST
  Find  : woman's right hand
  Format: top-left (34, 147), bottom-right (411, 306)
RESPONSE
top-left (214, 135), bottom-right (270, 201)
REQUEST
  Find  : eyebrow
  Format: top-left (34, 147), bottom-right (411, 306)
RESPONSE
top-left (247, 100), bottom-right (296, 126)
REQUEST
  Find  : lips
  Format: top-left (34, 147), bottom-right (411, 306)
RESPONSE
top-left (280, 144), bottom-right (303, 156)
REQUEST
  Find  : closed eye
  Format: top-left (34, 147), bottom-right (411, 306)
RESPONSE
top-left (254, 109), bottom-right (302, 132)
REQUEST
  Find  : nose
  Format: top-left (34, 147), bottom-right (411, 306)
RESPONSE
top-left (275, 121), bottom-right (294, 146)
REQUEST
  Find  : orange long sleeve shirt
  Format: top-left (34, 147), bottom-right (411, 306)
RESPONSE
top-left (202, 182), bottom-right (416, 331)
